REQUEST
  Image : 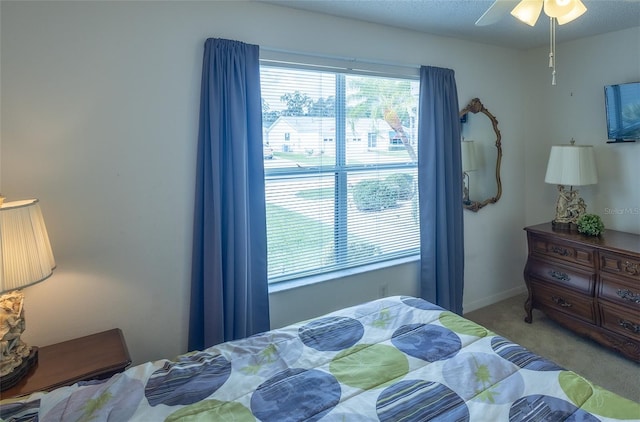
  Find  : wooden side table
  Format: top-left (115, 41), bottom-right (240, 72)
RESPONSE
top-left (1, 328), bottom-right (131, 399)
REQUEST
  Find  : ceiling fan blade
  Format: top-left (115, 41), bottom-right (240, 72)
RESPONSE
top-left (475, 0), bottom-right (518, 26)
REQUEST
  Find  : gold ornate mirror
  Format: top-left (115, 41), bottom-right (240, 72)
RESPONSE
top-left (459, 98), bottom-right (502, 212)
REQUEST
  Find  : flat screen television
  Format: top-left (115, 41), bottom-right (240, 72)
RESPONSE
top-left (604, 82), bottom-right (640, 143)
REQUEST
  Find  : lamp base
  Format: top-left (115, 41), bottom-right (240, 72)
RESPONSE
top-left (0, 346), bottom-right (38, 392)
top-left (1, 290), bottom-right (38, 391)
top-left (552, 185), bottom-right (586, 228)
top-left (551, 221), bottom-right (579, 232)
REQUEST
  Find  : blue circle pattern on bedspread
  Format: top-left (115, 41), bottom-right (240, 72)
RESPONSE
top-left (509, 395), bottom-right (600, 421)
top-left (391, 323), bottom-right (462, 362)
top-left (401, 296), bottom-right (444, 311)
top-left (250, 367), bottom-right (341, 422)
top-left (298, 316), bottom-right (364, 351)
top-left (376, 380), bottom-right (469, 422)
top-left (145, 352), bottom-right (232, 406)
top-left (491, 336), bottom-right (564, 371)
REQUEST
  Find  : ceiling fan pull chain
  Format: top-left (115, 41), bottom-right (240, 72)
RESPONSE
top-left (550, 17), bottom-right (557, 85)
top-left (548, 17), bottom-right (554, 68)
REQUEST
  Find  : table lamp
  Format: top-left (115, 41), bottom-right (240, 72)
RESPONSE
top-left (461, 140), bottom-right (479, 205)
top-left (0, 197), bottom-right (56, 391)
top-left (544, 140), bottom-right (598, 230)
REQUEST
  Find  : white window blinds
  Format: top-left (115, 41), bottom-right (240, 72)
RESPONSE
top-left (261, 65), bottom-right (420, 283)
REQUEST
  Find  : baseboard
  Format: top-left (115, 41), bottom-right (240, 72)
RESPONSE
top-left (462, 285), bottom-right (527, 314)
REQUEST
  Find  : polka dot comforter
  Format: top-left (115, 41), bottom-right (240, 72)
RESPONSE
top-left (2, 296), bottom-right (638, 421)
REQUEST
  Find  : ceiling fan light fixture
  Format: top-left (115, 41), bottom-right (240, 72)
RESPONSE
top-left (543, 0), bottom-right (576, 18)
top-left (511, 0), bottom-right (544, 26)
top-left (556, 0), bottom-right (587, 24)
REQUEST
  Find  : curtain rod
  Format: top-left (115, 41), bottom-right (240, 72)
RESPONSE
top-left (260, 46), bottom-right (421, 71)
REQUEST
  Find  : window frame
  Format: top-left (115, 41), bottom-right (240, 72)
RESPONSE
top-left (261, 61), bottom-right (421, 285)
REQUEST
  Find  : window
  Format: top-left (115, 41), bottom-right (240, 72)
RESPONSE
top-left (368, 133), bottom-right (377, 148)
top-left (261, 65), bottom-right (420, 283)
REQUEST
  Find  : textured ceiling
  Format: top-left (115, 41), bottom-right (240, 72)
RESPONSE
top-left (259, 0), bottom-right (640, 50)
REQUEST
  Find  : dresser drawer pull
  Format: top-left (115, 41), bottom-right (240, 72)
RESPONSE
top-left (550, 246), bottom-right (570, 256)
top-left (617, 289), bottom-right (640, 304)
top-left (548, 270), bottom-right (570, 281)
top-left (551, 296), bottom-right (572, 307)
top-left (623, 261), bottom-right (639, 276)
top-left (618, 319), bottom-right (640, 333)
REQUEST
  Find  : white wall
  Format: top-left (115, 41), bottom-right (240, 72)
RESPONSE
top-left (5, 0), bottom-right (631, 365)
top-left (523, 27), bottom-right (640, 234)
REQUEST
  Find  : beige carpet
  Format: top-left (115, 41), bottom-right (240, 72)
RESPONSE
top-left (464, 293), bottom-right (640, 403)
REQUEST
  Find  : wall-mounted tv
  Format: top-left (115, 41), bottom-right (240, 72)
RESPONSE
top-left (604, 82), bottom-right (640, 143)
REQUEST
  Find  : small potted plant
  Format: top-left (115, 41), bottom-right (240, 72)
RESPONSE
top-left (577, 214), bottom-right (605, 237)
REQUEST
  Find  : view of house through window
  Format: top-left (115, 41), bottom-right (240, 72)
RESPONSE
top-left (261, 65), bottom-right (420, 283)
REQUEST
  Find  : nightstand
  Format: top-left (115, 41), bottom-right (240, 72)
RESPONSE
top-left (1, 328), bottom-right (131, 399)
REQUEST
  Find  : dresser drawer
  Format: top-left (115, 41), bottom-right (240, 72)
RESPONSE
top-left (529, 234), bottom-right (595, 269)
top-left (598, 274), bottom-right (640, 310)
top-left (526, 257), bottom-right (596, 295)
top-left (599, 302), bottom-right (640, 342)
top-left (600, 252), bottom-right (640, 282)
top-left (531, 281), bottom-right (596, 323)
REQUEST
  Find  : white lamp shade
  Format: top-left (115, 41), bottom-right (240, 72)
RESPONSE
top-left (544, 145), bottom-right (598, 186)
top-left (0, 199), bottom-right (55, 293)
top-left (511, 0), bottom-right (544, 26)
top-left (461, 140), bottom-right (479, 172)
top-left (544, 0), bottom-right (576, 18)
top-left (557, 0), bottom-right (587, 24)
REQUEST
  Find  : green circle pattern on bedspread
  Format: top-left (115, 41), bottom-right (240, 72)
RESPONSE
top-left (330, 344), bottom-right (409, 390)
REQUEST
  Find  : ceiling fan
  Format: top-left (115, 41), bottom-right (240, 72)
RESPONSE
top-left (475, 0), bottom-right (587, 27)
top-left (476, 0), bottom-right (588, 85)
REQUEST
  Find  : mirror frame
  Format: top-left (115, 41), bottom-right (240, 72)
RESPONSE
top-left (459, 98), bottom-right (502, 212)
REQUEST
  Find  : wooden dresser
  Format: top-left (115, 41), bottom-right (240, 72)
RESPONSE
top-left (523, 222), bottom-right (640, 362)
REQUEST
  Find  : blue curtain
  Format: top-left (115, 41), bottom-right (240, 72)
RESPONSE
top-left (417, 66), bottom-right (465, 315)
top-left (189, 38), bottom-right (270, 351)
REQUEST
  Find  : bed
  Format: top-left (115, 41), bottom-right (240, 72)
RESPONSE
top-left (1, 295), bottom-right (638, 421)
